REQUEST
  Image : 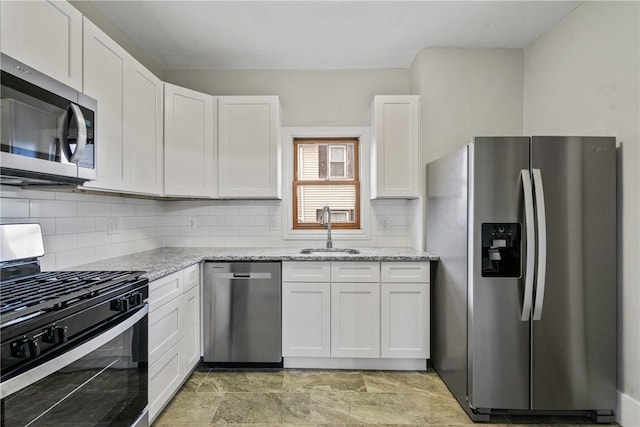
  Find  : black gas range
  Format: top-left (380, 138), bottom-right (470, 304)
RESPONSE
top-left (1, 269), bottom-right (148, 380)
top-left (0, 223), bottom-right (150, 427)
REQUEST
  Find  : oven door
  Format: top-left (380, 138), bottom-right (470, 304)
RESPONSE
top-left (1, 305), bottom-right (148, 427)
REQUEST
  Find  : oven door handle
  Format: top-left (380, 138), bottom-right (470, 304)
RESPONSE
top-left (0, 304), bottom-right (148, 399)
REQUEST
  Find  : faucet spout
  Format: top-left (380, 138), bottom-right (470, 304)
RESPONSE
top-left (320, 205), bottom-right (333, 249)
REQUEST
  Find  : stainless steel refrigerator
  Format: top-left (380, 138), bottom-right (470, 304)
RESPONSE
top-left (427, 136), bottom-right (616, 422)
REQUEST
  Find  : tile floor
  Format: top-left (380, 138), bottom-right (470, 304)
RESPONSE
top-left (152, 369), bottom-right (613, 426)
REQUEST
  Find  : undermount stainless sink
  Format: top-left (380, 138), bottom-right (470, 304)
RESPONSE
top-left (300, 248), bottom-right (360, 255)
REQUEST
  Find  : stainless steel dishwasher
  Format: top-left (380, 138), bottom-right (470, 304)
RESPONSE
top-left (203, 262), bottom-right (282, 365)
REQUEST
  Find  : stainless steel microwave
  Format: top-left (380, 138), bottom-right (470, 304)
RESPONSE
top-left (1, 54), bottom-right (97, 186)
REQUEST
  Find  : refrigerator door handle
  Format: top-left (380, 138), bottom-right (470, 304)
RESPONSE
top-left (532, 168), bottom-right (547, 321)
top-left (520, 169), bottom-right (535, 321)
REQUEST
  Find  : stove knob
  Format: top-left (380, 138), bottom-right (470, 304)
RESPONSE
top-left (44, 325), bottom-right (68, 344)
top-left (10, 337), bottom-right (40, 359)
top-left (130, 292), bottom-right (143, 306)
top-left (111, 297), bottom-right (130, 313)
top-left (28, 337), bottom-right (40, 357)
top-left (10, 338), bottom-right (29, 359)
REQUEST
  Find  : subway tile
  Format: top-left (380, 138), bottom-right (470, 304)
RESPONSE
top-left (56, 217), bottom-right (96, 234)
top-left (55, 191), bottom-right (96, 202)
top-left (29, 218), bottom-right (56, 236)
top-left (224, 216), bottom-right (254, 226)
top-left (0, 198), bottom-right (30, 218)
top-left (112, 203), bottom-right (136, 216)
top-left (163, 236), bottom-right (195, 247)
top-left (210, 226), bottom-right (239, 237)
top-left (211, 205), bottom-right (240, 216)
top-left (39, 253), bottom-right (56, 271)
top-left (30, 200), bottom-right (77, 218)
top-left (56, 247), bottom-right (96, 270)
top-left (239, 226), bottom-right (270, 237)
top-left (77, 231), bottom-right (111, 248)
top-left (77, 201), bottom-right (112, 217)
top-left (44, 234), bottom-right (78, 252)
top-left (238, 205), bottom-right (270, 216)
top-left (253, 216), bottom-right (270, 227)
top-left (95, 217), bottom-right (108, 231)
top-left (193, 235), bottom-right (222, 247)
top-left (223, 236), bottom-right (255, 247)
top-left (0, 186), bottom-right (55, 200)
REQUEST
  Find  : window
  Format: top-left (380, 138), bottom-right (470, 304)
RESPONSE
top-left (293, 138), bottom-right (360, 230)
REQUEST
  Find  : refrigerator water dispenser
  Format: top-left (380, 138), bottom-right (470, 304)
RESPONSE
top-left (481, 223), bottom-right (521, 277)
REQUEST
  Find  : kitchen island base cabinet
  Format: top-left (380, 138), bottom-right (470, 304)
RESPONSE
top-left (148, 264), bottom-right (201, 423)
top-left (282, 261), bottom-right (430, 370)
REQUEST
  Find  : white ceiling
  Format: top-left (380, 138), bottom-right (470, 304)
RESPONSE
top-left (89, 1), bottom-right (582, 70)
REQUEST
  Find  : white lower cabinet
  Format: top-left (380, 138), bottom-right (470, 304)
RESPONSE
top-left (181, 280), bottom-right (201, 377)
top-left (380, 262), bottom-right (430, 359)
top-left (381, 283), bottom-right (429, 358)
top-left (282, 260), bottom-right (429, 367)
top-left (331, 282), bottom-right (380, 358)
top-left (148, 264), bottom-right (201, 423)
top-left (282, 282), bottom-right (331, 357)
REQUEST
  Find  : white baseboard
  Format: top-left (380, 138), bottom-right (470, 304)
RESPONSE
top-left (283, 357), bottom-right (428, 371)
top-left (618, 390), bottom-right (640, 427)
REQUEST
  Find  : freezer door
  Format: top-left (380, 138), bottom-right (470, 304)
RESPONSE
top-left (468, 137), bottom-right (531, 410)
top-left (531, 136), bottom-right (616, 411)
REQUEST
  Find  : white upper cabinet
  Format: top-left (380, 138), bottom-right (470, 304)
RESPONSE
top-left (218, 96), bottom-right (281, 199)
top-left (164, 83), bottom-right (216, 198)
top-left (124, 61), bottom-right (164, 195)
top-left (370, 95), bottom-right (420, 199)
top-left (83, 18), bottom-right (128, 191)
top-left (1, 0), bottom-right (82, 91)
top-left (83, 18), bottom-right (163, 195)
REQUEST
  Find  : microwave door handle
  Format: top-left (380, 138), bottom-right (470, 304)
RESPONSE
top-left (520, 169), bottom-right (535, 321)
top-left (532, 168), bottom-right (547, 321)
top-left (64, 103), bottom-right (88, 164)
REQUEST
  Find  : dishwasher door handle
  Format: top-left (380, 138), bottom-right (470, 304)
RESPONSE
top-left (210, 272), bottom-right (273, 280)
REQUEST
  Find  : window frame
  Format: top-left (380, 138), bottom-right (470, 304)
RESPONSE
top-left (292, 137), bottom-right (361, 230)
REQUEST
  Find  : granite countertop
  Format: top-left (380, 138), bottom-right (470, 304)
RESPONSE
top-left (70, 247), bottom-right (438, 282)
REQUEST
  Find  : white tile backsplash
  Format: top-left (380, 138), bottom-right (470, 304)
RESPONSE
top-left (1, 185), bottom-right (418, 268)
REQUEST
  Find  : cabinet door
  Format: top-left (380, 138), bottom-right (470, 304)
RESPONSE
top-left (331, 282), bottom-right (380, 358)
top-left (82, 18), bottom-right (128, 191)
top-left (149, 341), bottom-right (181, 423)
top-left (149, 296), bottom-right (183, 365)
top-left (1, 0), bottom-right (82, 90)
top-left (124, 60), bottom-right (163, 195)
top-left (371, 95), bottom-right (420, 198)
top-left (218, 96), bottom-right (280, 198)
top-left (381, 283), bottom-right (429, 358)
top-left (282, 282), bottom-right (331, 357)
top-left (180, 285), bottom-right (201, 376)
top-left (164, 83), bottom-right (216, 197)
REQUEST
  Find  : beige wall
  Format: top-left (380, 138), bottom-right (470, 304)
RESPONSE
top-left (523, 2), bottom-right (640, 425)
top-left (164, 69), bottom-right (410, 127)
top-left (410, 48), bottom-right (525, 249)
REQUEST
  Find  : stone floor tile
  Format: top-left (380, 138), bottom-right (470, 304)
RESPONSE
top-left (362, 371), bottom-right (449, 394)
top-left (153, 391), bottom-right (223, 425)
top-left (211, 392), bottom-right (311, 424)
top-left (188, 370), bottom-right (285, 393)
top-left (283, 370), bottom-right (366, 392)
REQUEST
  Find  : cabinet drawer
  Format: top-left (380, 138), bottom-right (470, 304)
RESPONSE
top-left (149, 271), bottom-right (183, 312)
top-left (331, 262), bottom-right (380, 283)
top-left (283, 261), bottom-right (331, 282)
top-left (183, 263), bottom-right (200, 291)
top-left (381, 262), bottom-right (430, 283)
top-left (149, 341), bottom-right (181, 422)
top-left (149, 296), bottom-right (182, 365)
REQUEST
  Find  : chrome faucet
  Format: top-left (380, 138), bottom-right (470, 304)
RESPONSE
top-left (319, 205), bottom-right (333, 249)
